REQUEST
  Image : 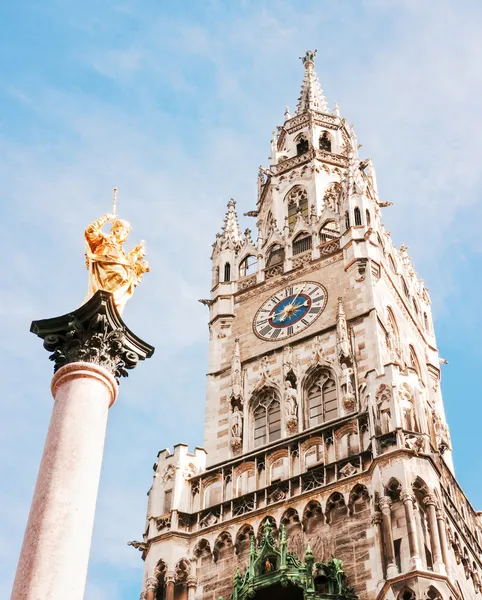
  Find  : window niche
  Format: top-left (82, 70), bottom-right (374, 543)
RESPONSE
top-left (286, 187), bottom-right (309, 232)
top-left (224, 262), bottom-right (231, 282)
top-left (306, 369), bottom-right (339, 428)
top-left (296, 136), bottom-right (309, 155)
top-left (253, 391), bottom-right (282, 448)
top-left (319, 131), bottom-right (332, 152)
top-left (266, 244), bottom-right (285, 268)
top-left (239, 254), bottom-right (258, 277)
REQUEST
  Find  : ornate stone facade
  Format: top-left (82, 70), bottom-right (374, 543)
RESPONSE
top-left (134, 52), bottom-right (481, 600)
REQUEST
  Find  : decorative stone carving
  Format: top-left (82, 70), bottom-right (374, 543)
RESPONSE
top-left (200, 512), bottom-right (218, 528)
top-left (339, 462), bottom-right (357, 478)
top-left (31, 290), bottom-right (154, 382)
top-left (376, 384), bottom-right (393, 434)
top-left (230, 338), bottom-right (243, 403)
top-left (283, 380), bottom-right (298, 433)
top-left (340, 363), bottom-right (355, 410)
top-left (145, 577), bottom-right (158, 592)
top-left (230, 407), bottom-right (243, 453)
top-left (160, 464), bottom-right (176, 483)
top-left (156, 516), bottom-right (171, 532)
top-left (432, 408), bottom-right (452, 453)
top-left (282, 346), bottom-right (294, 378)
top-left (336, 298), bottom-right (351, 360)
top-left (404, 434), bottom-right (424, 454)
top-left (128, 540), bottom-right (147, 552)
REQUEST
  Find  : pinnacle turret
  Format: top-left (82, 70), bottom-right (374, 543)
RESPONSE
top-left (219, 198), bottom-right (242, 250)
top-left (296, 49), bottom-right (329, 114)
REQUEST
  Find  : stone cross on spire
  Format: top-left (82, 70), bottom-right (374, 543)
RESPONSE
top-left (296, 49), bottom-right (329, 114)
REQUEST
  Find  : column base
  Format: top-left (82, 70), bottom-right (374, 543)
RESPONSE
top-left (409, 556), bottom-right (423, 571)
top-left (386, 564), bottom-right (399, 579)
top-left (434, 561), bottom-right (447, 576)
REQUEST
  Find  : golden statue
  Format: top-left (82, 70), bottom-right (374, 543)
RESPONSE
top-left (84, 189), bottom-right (150, 313)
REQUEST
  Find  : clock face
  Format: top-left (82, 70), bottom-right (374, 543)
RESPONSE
top-left (253, 281), bottom-right (328, 341)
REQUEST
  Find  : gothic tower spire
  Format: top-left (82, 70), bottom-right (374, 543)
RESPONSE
top-left (296, 49), bottom-right (329, 114)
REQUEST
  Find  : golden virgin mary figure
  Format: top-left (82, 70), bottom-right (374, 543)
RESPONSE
top-left (84, 212), bottom-right (149, 313)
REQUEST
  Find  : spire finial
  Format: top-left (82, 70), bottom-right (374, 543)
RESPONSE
top-left (296, 50), bottom-right (328, 114)
top-left (300, 49), bottom-right (318, 66)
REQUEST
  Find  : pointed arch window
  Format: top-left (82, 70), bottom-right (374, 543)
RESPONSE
top-left (319, 131), bottom-right (332, 152)
top-left (224, 262), bottom-right (231, 282)
top-left (401, 278), bottom-right (410, 298)
top-left (266, 244), bottom-right (284, 267)
top-left (354, 207), bottom-right (362, 226)
top-left (253, 392), bottom-right (281, 447)
top-left (239, 255), bottom-right (258, 277)
top-left (296, 136), bottom-right (309, 155)
top-left (424, 312), bottom-right (430, 332)
top-left (388, 255), bottom-right (397, 274)
top-left (409, 345), bottom-right (421, 379)
top-left (307, 373), bottom-right (338, 427)
top-left (286, 187), bottom-right (309, 231)
top-left (366, 209), bottom-right (371, 227)
top-left (319, 220), bottom-right (340, 242)
top-left (292, 233), bottom-right (312, 256)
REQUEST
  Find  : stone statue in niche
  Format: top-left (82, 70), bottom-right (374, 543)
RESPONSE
top-left (283, 380), bottom-right (299, 434)
top-left (340, 363), bottom-right (355, 410)
top-left (432, 408), bottom-right (452, 453)
top-left (230, 407), bottom-right (243, 453)
top-left (230, 338), bottom-right (243, 403)
top-left (376, 385), bottom-right (393, 435)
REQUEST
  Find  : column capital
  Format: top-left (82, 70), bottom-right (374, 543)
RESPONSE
top-left (423, 494), bottom-right (437, 507)
top-left (187, 576), bottom-right (198, 588)
top-left (371, 512), bottom-right (382, 525)
top-left (436, 507), bottom-right (446, 521)
top-left (401, 492), bottom-right (415, 505)
top-left (146, 577), bottom-right (159, 591)
top-left (379, 496), bottom-right (392, 512)
top-left (31, 290), bottom-right (154, 384)
top-left (166, 572), bottom-right (176, 585)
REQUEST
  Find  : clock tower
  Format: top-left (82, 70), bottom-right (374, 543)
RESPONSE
top-left (133, 51), bottom-right (482, 600)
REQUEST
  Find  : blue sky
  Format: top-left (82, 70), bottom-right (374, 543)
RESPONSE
top-left (1, 1), bottom-right (482, 598)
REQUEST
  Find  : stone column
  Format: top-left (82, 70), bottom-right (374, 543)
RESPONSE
top-left (436, 507), bottom-right (451, 576)
top-left (187, 576), bottom-right (198, 600)
top-left (371, 512), bottom-right (385, 582)
top-left (165, 573), bottom-right (176, 600)
top-left (402, 492), bottom-right (422, 570)
top-left (145, 577), bottom-right (159, 600)
top-left (11, 291), bottom-right (154, 600)
top-left (424, 495), bottom-right (446, 575)
top-left (379, 496), bottom-right (398, 578)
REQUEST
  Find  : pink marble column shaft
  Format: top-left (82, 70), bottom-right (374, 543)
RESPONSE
top-left (11, 362), bottom-right (117, 600)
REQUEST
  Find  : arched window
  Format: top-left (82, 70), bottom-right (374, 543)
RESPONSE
top-left (292, 233), bottom-right (312, 256)
top-left (319, 131), bottom-right (332, 152)
top-left (296, 136), bottom-right (309, 155)
top-left (354, 206), bottom-right (362, 226)
top-left (286, 187), bottom-right (309, 231)
top-left (319, 220), bottom-right (340, 242)
top-left (204, 479), bottom-right (222, 507)
top-left (266, 244), bottom-right (285, 267)
top-left (412, 299), bottom-right (419, 316)
top-left (401, 278), bottom-right (410, 298)
top-left (224, 262), bottom-right (231, 282)
top-left (253, 392), bottom-right (281, 447)
top-left (305, 443), bottom-right (323, 467)
top-left (307, 373), bottom-right (338, 427)
top-left (344, 211), bottom-right (350, 230)
top-left (424, 312), bottom-right (430, 332)
top-left (235, 468), bottom-right (256, 497)
top-left (270, 456), bottom-right (288, 482)
top-left (409, 346), bottom-right (421, 379)
top-left (239, 255), bottom-right (258, 277)
top-left (366, 209), bottom-right (371, 226)
top-left (388, 255), bottom-right (397, 274)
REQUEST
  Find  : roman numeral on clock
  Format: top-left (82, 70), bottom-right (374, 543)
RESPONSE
top-left (311, 296), bottom-right (324, 304)
top-left (301, 318), bottom-right (309, 326)
top-left (271, 329), bottom-right (282, 339)
top-left (287, 326), bottom-right (294, 336)
top-left (260, 325), bottom-right (274, 337)
top-left (309, 307), bottom-right (320, 314)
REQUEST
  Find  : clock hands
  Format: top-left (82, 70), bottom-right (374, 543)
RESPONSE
top-left (271, 285), bottom-right (308, 323)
